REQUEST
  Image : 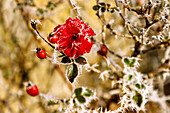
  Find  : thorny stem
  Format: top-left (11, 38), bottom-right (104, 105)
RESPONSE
top-left (114, 0), bottom-right (143, 57)
top-left (132, 41), bottom-right (141, 57)
top-left (55, 65), bottom-right (73, 91)
top-left (114, 0), bottom-right (125, 22)
top-left (35, 28), bottom-right (55, 49)
top-left (39, 93), bottom-right (63, 101)
top-left (121, 1), bottom-right (167, 37)
top-left (92, 34), bottom-right (123, 59)
top-left (96, 9), bottom-right (129, 38)
top-left (103, 57), bottom-right (116, 72)
top-left (85, 64), bottom-right (120, 80)
top-left (31, 20), bottom-right (65, 55)
top-left (141, 39), bottom-right (170, 54)
top-left (85, 65), bottom-right (101, 74)
top-left (101, 24), bottom-right (105, 44)
top-left (114, 0), bottom-right (135, 37)
top-left (148, 59), bottom-right (169, 77)
top-left (114, 0), bottom-right (142, 34)
top-left (107, 47), bottom-right (122, 59)
top-left (68, 0), bottom-right (83, 20)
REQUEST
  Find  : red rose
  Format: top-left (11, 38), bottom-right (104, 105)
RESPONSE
top-left (50, 17), bottom-right (96, 58)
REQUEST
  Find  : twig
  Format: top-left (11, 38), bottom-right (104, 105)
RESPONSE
top-left (84, 64), bottom-right (101, 74)
top-left (141, 39), bottom-right (170, 54)
top-left (148, 59), bottom-right (169, 77)
top-left (30, 20), bottom-right (65, 55)
top-left (68, 0), bottom-right (82, 20)
top-left (31, 20), bottom-right (55, 49)
top-left (115, 0), bottom-right (143, 34)
top-left (107, 48), bottom-right (122, 59)
top-left (54, 65), bottom-right (73, 91)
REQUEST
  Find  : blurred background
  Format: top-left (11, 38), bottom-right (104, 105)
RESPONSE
top-left (0, 0), bottom-right (169, 113)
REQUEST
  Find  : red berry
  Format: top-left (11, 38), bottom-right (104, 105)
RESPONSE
top-left (137, 1), bottom-right (142, 6)
top-left (26, 82), bottom-right (39, 96)
top-left (97, 45), bottom-right (108, 57)
top-left (47, 32), bottom-right (59, 44)
top-left (36, 48), bottom-right (47, 59)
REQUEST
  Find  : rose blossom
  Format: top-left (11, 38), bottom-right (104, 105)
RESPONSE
top-left (48, 17), bottom-right (96, 58)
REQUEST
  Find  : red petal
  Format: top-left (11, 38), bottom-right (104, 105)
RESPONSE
top-left (85, 27), bottom-right (96, 36)
top-left (64, 48), bottom-right (77, 58)
top-left (58, 36), bottom-right (73, 51)
top-left (53, 25), bottom-right (62, 32)
top-left (66, 17), bottom-right (80, 34)
top-left (82, 39), bottom-right (93, 53)
top-left (56, 24), bottom-right (69, 36)
top-left (74, 44), bottom-right (86, 58)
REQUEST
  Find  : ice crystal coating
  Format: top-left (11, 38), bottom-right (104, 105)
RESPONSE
top-left (51, 17), bottom-right (96, 58)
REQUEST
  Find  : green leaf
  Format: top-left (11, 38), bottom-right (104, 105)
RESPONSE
top-left (47, 101), bottom-right (57, 106)
top-left (141, 84), bottom-right (145, 89)
top-left (114, 7), bottom-right (119, 11)
top-left (77, 96), bottom-right (86, 103)
top-left (52, 110), bottom-right (57, 113)
top-left (74, 88), bottom-right (82, 97)
top-left (164, 36), bottom-right (168, 39)
top-left (67, 63), bottom-right (78, 83)
top-left (37, 8), bottom-right (44, 14)
top-left (135, 83), bottom-right (140, 89)
top-left (83, 89), bottom-right (93, 97)
top-left (92, 5), bottom-right (100, 11)
top-left (61, 56), bottom-right (71, 63)
top-left (128, 75), bottom-right (133, 80)
top-left (46, 2), bottom-right (56, 10)
top-left (124, 58), bottom-right (130, 65)
top-left (75, 57), bottom-right (87, 65)
top-left (124, 58), bottom-right (136, 67)
top-left (130, 59), bottom-right (136, 67)
top-left (133, 91), bottom-right (142, 107)
top-left (46, 2), bottom-right (52, 8)
top-left (101, 7), bottom-right (106, 12)
top-left (99, 2), bottom-right (106, 6)
top-left (110, 8), bottom-right (114, 13)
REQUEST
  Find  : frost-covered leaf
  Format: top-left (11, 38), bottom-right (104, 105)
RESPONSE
top-left (164, 36), bottom-right (168, 39)
top-left (46, 2), bottom-right (56, 10)
top-left (124, 58), bottom-right (136, 67)
top-left (77, 96), bottom-right (86, 103)
top-left (133, 91), bottom-right (143, 107)
top-left (74, 88), bottom-right (82, 97)
top-left (83, 89), bottom-right (93, 97)
top-left (101, 7), bottom-right (106, 12)
top-left (93, 5), bottom-right (100, 11)
top-left (135, 83), bottom-right (140, 89)
top-left (110, 8), bottom-right (115, 13)
top-left (67, 63), bottom-right (78, 83)
top-left (128, 75), bottom-right (133, 80)
top-left (75, 57), bottom-right (87, 65)
top-left (47, 101), bottom-right (57, 106)
top-left (37, 8), bottom-right (44, 14)
top-left (61, 56), bottom-right (71, 63)
top-left (114, 7), bottom-right (119, 11)
top-left (129, 59), bottom-right (136, 67)
top-left (99, 2), bottom-right (106, 6)
top-left (124, 58), bottom-right (130, 65)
